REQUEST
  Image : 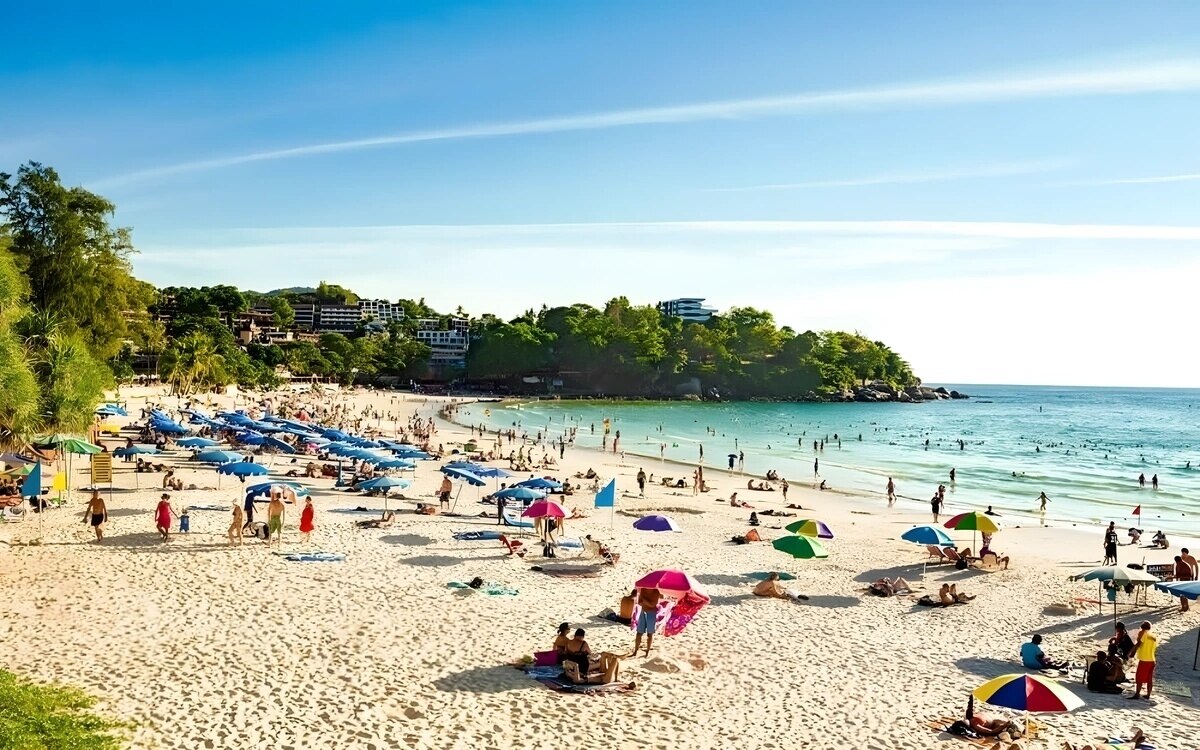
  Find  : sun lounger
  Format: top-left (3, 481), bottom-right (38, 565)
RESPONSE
top-left (926, 545), bottom-right (950, 562)
top-left (501, 510), bottom-right (534, 528)
top-left (944, 548), bottom-right (973, 564)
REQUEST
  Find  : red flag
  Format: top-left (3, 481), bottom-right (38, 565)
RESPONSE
top-left (1132, 505), bottom-right (1141, 516)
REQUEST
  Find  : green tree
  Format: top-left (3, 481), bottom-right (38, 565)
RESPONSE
top-left (0, 247), bottom-right (40, 448)
top-left (0, 162), bottom-right (154, 359)
top-left (160, 330), bottom-right (227, 394)
top-left (265, 295), bottom-right (295, 328)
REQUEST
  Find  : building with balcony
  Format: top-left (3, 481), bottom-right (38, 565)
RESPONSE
top-left (656, 297), bottom-right (717, 323)
top-left (358, 299), bottom-right (406, 324)
top-left (315, 304), bottom-right (362, 333)
top-left (292, 303), bottom-right (316, 331)
top-left (414, 317), bottom-right (470, 366)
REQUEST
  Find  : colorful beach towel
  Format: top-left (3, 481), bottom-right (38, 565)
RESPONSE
top-left (453, 530), bottom-right (503, 541)
top-left (284, 552), bottom-right (346, 563)
top-left (535, 676), bottom-right (636, 695)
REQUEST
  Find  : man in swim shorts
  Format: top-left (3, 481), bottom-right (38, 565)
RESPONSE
top-left (630, 587), bottom-right (662, 657)
top-left (267, 494), bottom-right (285, 547)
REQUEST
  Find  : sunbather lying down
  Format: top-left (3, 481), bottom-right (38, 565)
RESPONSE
top-left (563, 652), bottom-right (622, 685)
top-left (356, 511), bottom-right (395, 529)
top-left (918, 584), bottom-right (975, 607)
top-left (1060, 726), bottom-right (1149, 750)
top-left (868, 577), bottom-right (915, 597)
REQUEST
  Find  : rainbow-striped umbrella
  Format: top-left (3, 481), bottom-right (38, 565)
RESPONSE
top-left (943, 512), bottom-right (1000, 534)
top-left (784, 519), bottom-right (834, 539)
top-left (972, 674), bottom-right (1084, 713)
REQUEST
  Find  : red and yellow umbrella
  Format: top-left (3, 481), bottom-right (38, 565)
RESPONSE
top-left (972, 674), bottom-right (1083, 713)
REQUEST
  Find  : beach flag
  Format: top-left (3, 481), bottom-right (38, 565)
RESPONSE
top-left (594, 479), bottom-right (616, 508)
top-left (19, 462), bottom-right (42, 498)
top-left (1132, 505), bottom-right (1141, 517)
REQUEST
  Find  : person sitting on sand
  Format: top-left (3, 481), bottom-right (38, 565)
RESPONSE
top-left (1127, 527), bottom-right (1143, 545)
top-left (1021, 634), bottom-right (1067, 671)
top-left (553, 622), bottom-right (571, 661)
top-left (748, 511), bottom-right (759, 526)
top-left (1152, 530), bottom-right (1168, 549)
top-left (1108, 622), bottom-right (1135, 661)
top-left (618, 590), bottom-right (636, 625)
top-left (1087, 651), bottom-right (1123, 694)
top-left (948, 584), bottom-right (975, 603)
top-left (753, 572), bottom-right (808, 601)
top-left (818, 480), bottom-right (828, 490)
top-left (584, 468), bottom-right (597, 479)
top-left (561, 628), bottom-right (591, 673)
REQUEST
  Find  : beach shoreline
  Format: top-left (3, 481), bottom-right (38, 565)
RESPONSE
top-left (0, 384), bottom-right (1196, 750)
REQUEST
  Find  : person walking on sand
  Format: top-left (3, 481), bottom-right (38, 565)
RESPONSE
top-left (1038, 491), bottom-right (1050, 513)
top-left (299, 497), bottom-right (315, 543)
top-left (931, 492), bottom-right (943, 523)
top-left (630, 587), bottom-right (662, 657)
top-left (814, 457), bottom-right (819, 477)
top-left (636, 468), bottom-right (646, 498)
top-left (781, 479), bottom-right (789, 503)
top-left (227, 503), bottom-right (244, 546)
top-left (886, 477), bottom-right (896, 507)
top-left (1104, 522), bottom-right (1119, 565)
top-left (83, 489), bottom-right (107, 543)
top-left (155, 493), bottom-right (176, 542)
top-left (1130, 621), bottom-right (1157, 701)
top-left (267, 494), bottom-right (285, 547)
top-left (438, 475), bottom-right (453, 510)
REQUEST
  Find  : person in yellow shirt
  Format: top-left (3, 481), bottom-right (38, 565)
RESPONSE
top-left (1131, 621), bottom-right (1157, 700)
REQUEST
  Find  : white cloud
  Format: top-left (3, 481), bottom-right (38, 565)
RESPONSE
top-left (94, 59), bottom-right (1200, 186)
top-left (1070, 172), bottom-right (1200, 186)
top-left (705, 160), bottom-right (1069, 191)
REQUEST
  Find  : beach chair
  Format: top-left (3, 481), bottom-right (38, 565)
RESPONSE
top-left (944, 548), bottom-right (975, 565)
top-left (1, 499), bottom-right (27, 523)
top-left (976, 552), bottom-right (1007, 572)
top-left (926, 545), bottom-right (950, 563)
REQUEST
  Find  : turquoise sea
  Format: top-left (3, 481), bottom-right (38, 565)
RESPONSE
top-left (466, 385), bottom-right (1200, 534)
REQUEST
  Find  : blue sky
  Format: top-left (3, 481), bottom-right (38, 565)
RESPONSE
top-left (4, 1), bottom-right (1200, 386)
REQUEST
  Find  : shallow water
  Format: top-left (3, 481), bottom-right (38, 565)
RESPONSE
top-left (468, 385), bottom-right (1200, 535)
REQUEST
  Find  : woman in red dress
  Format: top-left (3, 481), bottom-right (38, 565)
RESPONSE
top-left (299, 497), bottom-right (315, 542)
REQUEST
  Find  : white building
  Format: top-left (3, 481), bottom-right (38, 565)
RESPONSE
top-left (657, 297), bottom-right (717, 323)
top-left (358, 299), bottom-right (406, 324)
top-left (415, 317), bottom-right (470, 366)
top-left (315, 304), bottom-right (362, 332)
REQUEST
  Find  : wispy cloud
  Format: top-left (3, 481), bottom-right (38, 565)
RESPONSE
top-left (1068, 172), bottom-right (1200, 186)
top-left (705, 159), bottom-right (1068, 192)
top-left (97, 59), bottom-right (1200, 187)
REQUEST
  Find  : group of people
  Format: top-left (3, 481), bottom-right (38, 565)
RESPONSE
top-left (1026, 621), bottom-right (1160, 700)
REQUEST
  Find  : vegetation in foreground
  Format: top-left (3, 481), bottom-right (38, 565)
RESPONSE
top-left (0, 669), bottom-right (127, 750)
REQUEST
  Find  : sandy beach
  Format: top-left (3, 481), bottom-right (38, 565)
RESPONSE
top-left (2, 385), bottom-right (1198, 750)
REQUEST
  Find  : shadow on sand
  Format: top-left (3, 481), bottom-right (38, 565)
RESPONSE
top-left (433, 665), bottom-right (528, 694)
top-left (380, 534), bottom-right (434, 547)
top-left (399, 554), bottom-right (464, 568)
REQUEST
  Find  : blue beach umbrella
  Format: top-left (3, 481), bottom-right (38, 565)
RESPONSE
top-left (196, 450), bottom-right (245, 464)
top-left (392, 447), bottom-right (431, 459)
top-left (245, 482), bottom-right (309, 501)
top-left (262, 436), bottom-right (297, 454)
top-left (324, 442), bottom-right (361, 457)
top-left (113, 445), bottom-right (159, 457)
top-left (442, 467), bottom-right (486, 486)
top-left (370, 458), bottom-right (415, 470)
top-left (216, 461), bottom-right (269, 477)
top-left (153, 421), bottom-right (190, 435)
top-left (901, 525), bottom-right (955, 547)
top-left (357, 476), bottom-right (412, 492)
top-left (177, 437), bottom-right (219, 448)
top-left (237, 431), bottom-right (265, 446)
top-left (444, 460), bottom-right (486, 474)
top-left (473, 467), bottom-right (511, 479)
top-left (494, 486), bottom-right (547, 502)
top-left (515, 477), bottom-right (562, 491)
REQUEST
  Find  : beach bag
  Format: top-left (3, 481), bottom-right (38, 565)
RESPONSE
top-left (947, 720), bottom-right (978, 738)
top-left (533, 650), bottom-right (558, 667)
top-left (955, 557), bottom-right (968, 570)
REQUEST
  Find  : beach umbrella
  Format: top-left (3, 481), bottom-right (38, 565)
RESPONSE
top-left (2, 464), bottom-right (35, 477)
top-left (944, 511), bottom-right (1001, 553)
top-left (216, 461), bottom-right (269, 477)
top-left (441, 467), bottom-right (486, 486)
top-left (474, 467), bottom-right (511, 478)
top-left (324, 442), bottom-right (361, 457)
top-left (1071, 566), bottom-right (1160, 621)
top-left (634, 569), bottom-right (704, 596)
top-left (390, 446), bottom-right (431, 459)
top-left (1156, 581), bottom-right (1200, 670)
top-left (96, 403), bottom-right (128, 416)
top-left (245, 482), bottom-right (309, 502)
top-left (496, 486), bottom-right (547, 502)
top-left (785, 519), bottom-right (834, 539)
top-left (357, 477), bottom-right (411, 493)
top-left (262, 436), bottom-right (296, 454)
top-left (901, 525), bottom-right (954, 546)
top-left (322, 428), bottom-right (352, 441)
top-left (444, 460), bottom-right (486, 473)
top-left (237, 432), bottom-right (265, 446)
top-left (633, 514), bottom-right (681, 532)
top-left (177, 437), bottom-right (219, 448)
top-left (772, 535), bottom-right (829, 560)
top-left (515, 477), bottom-right (563, 491)
top-left (196, 450), bottom-right (245, 464)
top-left (113, 445), bottom-right (159, 457)
top-left (369, 457), bottom-right (415, 470)
top-left (972, 674), bottom-right (1084, 713)
top-left (521, 499), bottom-right (567, 518)
top-left (51, 438), bottom-right (102, 455)
top-left (0, 452), bottom-right (34, 466)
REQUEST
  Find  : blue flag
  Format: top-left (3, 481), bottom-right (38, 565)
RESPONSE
top-left (594, 479), bottom-right (616, 508)
top-left (20, 462), bottom-right (42, 499)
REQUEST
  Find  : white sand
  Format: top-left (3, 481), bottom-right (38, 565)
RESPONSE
top-left (1, 385), bottom-right (1198, 749)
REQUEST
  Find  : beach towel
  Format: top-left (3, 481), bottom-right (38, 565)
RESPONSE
top-left (284, 552), bottom-right (346, 562)
top-left (186, 504), bottom-right (229, 512)
top-left (447, 581), bottom-right (519, 596)
top-left (534, 567), bottom-right (603, 579)
top-left (663, 590), bottom-right (709, 637)
top-left (925, 717), bottom-right (990, 747)
top-left (535, 676), bottom-right (636, 695)
top-left (453, 530), bottom-right (504, 541)
top-left (329, 508), bottom-right (386, 515)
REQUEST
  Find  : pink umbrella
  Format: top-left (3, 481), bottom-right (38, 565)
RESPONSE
top-left (634, 569), bottom-right (705, 596)
top-left (521, 499), bottom-right (567, 519)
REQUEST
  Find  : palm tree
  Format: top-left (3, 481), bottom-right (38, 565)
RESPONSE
top-left (161, 331), bottom-right (226, 395)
